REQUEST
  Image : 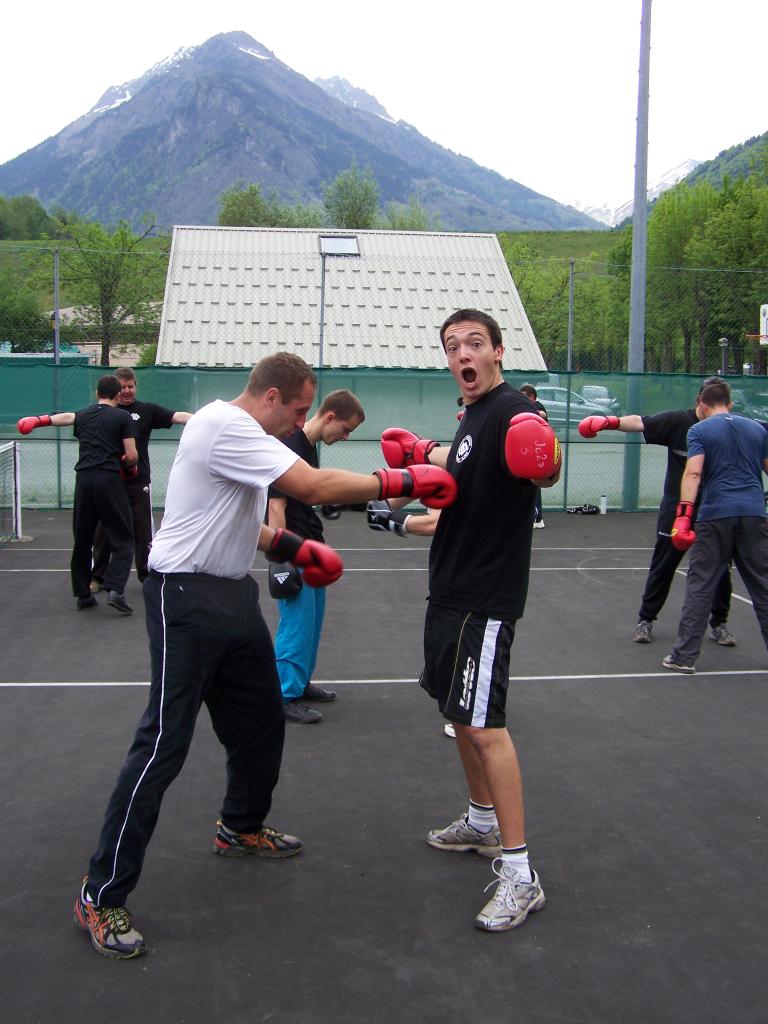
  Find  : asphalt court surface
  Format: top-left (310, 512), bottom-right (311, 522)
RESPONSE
top-left (1, 509), bottom-right (767, 1024)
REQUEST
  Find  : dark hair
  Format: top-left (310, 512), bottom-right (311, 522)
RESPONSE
top-left (114, 367), bottom-right (136, 383)
top-left (697, 375), bottom-right (725, 399)
top-left (318, 389), bottom-right (365, 422)
top-left (519, 384), bottom-right (538, 400)
top-left (247, 353), bottom-right (317, 402)
top-left (96, 375), bottom-right (121, 399)
top-left (439, 308), bottom-right (503, 349)
top-left (698, 381), bottom-right (731, 407)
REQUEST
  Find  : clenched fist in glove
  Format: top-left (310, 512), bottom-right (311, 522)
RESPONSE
top-left (504, 413), bottom-right (562, 481)
top-left (367, 500), bottom-right (410, 537)
top-left (120, 455), bottom-right (139, 480)
top-left (671, 501), bottom-right (696, 551)
top-left (17, 415), bottom-right (52, 435)
top-left (268, 528), bottom-right (343, 587)
top-left (373, 465), bottom-right (457, 509)
top-left (578, 415), bottom-right (620, 438)
top-left (381, 427), bottom-right (440, 468)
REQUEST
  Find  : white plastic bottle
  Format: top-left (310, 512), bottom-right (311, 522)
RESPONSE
top-left (600, 495), bottom-right (607, 515)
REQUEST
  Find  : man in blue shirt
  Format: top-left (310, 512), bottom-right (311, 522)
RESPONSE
top-left (662, 380), bottom-right (768, 673)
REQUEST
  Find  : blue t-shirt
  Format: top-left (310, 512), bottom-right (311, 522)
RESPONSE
top-left (686, 413), bottom-right (768, 521)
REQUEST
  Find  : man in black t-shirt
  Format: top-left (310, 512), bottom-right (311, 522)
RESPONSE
top-left (380, 309), bottom-right (561, 934)
top-left (17, 375), bottom-right (138, 612)
top-left (91, 368), bottom-right (192, 587)
top-left (268, 390), bottom-right (365, 724)
top-left (578, 377), bottom-right (734, 645)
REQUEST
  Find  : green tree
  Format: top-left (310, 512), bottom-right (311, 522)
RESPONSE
top-left (0, 195), bottom-right (58, 239)
top-left (0, 270), bottom-right (50, 351)
top-left (56, 218), bottom-right (168, 366)
top-left (382, 196), bottom-right (440, 231)
top-left (322, 161), bottom-right (380, 229)
top-left (218, 182), bottom-right (322, 228)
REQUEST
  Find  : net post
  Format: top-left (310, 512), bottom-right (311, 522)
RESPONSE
top-left (13, 440), bottom-right (22, 541)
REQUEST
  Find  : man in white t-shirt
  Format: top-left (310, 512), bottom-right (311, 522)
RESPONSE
top-left (73, 352), bottom-right (458, 960)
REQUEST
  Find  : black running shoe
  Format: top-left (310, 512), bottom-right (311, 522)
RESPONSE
top-left (302, 683), bottom-right (336, 702)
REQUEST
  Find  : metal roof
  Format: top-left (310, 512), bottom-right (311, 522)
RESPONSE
top-left (156, 226), bottom-right (546, 370)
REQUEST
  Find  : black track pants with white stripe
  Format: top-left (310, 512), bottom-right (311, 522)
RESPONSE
top-left (87, 571), bottom-right (285, 907)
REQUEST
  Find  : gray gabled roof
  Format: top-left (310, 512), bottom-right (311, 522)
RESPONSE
top-left (156, 226), bottom-right (546, 370)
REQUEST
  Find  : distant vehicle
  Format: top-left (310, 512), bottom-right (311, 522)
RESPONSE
top-left (579, 385), bottom-right (622, 416)
top-left (534, 386), bottom-right (609, 429)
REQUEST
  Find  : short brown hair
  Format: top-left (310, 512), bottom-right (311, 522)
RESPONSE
top-left (519, 384), bottom-right (538, 401)
top-left (698, 381), bottom-right (731, 407)
top-left (96, 375), bottom-right (121, 399)
top-left (440, 308), bottom-right (503, 349)
top-left (318, 389), bottom-right (365, 422)
top-left (114, 367), bottom-right (136, 383)
top-left (247, 353), bottom-right (317, 402)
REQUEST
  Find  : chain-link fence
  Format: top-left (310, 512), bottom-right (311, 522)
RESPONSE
top-left (3, 243), bottom-right (767, 373)
top-left (2, 363), bottom-right (767, 512)
top-left (507, 257), bottom-right (768, 375)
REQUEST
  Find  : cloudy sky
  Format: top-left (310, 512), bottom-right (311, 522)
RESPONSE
top-left (2, 0), bottom-right (766, 208)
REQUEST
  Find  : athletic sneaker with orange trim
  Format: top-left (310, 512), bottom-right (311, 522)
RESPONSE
top-left (73, 878), bottom-right (146, 959)
top-left (213, 820), bottom-right (302, 858)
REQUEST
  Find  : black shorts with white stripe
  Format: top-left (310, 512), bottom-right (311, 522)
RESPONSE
top-left (419, 601), bottom-right (516, 728)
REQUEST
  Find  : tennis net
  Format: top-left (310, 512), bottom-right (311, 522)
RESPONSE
top-left (0, 441), bottom-right (22, 547)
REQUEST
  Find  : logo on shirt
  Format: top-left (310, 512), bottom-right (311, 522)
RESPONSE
top-left (456, 435), bottom-right (472, 463)
top-left (458, 656), bottom-right (476, 709)
top-left (130, 412), bottom-right (140, 421)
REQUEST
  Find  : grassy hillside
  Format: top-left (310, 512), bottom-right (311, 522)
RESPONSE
top-left (686, 131), bottom-right (768, 189)
top-left (497, 229), bottom-right (621, 262)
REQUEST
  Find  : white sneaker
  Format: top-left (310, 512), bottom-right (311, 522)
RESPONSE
top-left (533, 519), bottom-right (545, 529)
top-left (443, 722), bottom-right (456, 738)
top-left (475, 860), bottom-right (546, 931)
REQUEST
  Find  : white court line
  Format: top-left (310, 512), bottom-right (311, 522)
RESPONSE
top-left (3, 668), bottom-right (766, 688)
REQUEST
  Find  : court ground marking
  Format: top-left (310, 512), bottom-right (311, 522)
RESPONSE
top-left (3, 668), bottom-right (766, 688)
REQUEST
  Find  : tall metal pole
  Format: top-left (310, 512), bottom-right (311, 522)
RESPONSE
top-left (567, 258), bottom-right (575, 372)
top-left (53, 248), bottom-right (63, 508)
top-left (623, 0), bottom-right (652, 510)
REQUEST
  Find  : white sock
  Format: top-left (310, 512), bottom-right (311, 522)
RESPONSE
top-left (502, 845), bottom-right (532, 884)
top-left (467, 800), bottom-right (497, 834)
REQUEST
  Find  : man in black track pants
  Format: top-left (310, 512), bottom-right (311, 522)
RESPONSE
top-left (578, 376), bottom-right (735, 646)
top-left (70, 352), bottom-right (457, 960)
top-left (17, 375), bottom-right (138, 613)
top-left (91, 367), bottom-right (192, 589)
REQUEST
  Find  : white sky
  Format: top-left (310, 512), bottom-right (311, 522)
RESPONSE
top-left (2, 0), bottom-right (766, 208)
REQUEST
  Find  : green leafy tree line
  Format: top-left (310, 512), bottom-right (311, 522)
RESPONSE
top-left (219, 160), bottom-right (441, 232)
top-left (503, 145), bottom-right (768, 374)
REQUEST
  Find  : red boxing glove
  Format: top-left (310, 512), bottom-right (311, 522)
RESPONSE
top-left (269, 528), bottom-right (343, 587)
top-left (381, 427), bottom-right (440, 468)
top-left (504, 413), bottom-right (562, 481)
top-left (120, 455), bottom-right (139, 480)
top-left (373, 465), bottom-right (457, 509)
top-left (671, 501), bottom-right (696, 551)
top-left (17, 414), bottom-right (52, 435)
top-left (578, 415), bottom-right (620, 439)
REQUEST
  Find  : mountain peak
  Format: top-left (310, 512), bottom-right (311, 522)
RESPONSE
top-left (315, 76), bottom-right (395, 122)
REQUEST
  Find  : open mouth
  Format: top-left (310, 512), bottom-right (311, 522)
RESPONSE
top-left (461, 368), bottom-right (477, 384)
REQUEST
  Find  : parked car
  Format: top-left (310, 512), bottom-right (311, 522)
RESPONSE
top-left (534, 386), bottom-right (610, 429)
top-left (579, 385), bottom-right (622, 416)
top-left (729, 388), bottom-right (768, 421)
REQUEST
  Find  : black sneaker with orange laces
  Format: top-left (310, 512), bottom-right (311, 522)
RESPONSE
top-left (73, 878), bottom-right (146, 959)
top-left (212, 821), bottom-right (303, 858)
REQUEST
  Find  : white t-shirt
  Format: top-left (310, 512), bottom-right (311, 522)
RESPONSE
top-left (148, 400), bottom-right (299, 578)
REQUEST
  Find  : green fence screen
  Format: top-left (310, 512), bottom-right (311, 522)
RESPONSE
top-left (2, 362), bottom-right (767, 511)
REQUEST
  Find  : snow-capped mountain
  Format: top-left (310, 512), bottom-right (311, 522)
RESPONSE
top-left (314, 76), bottom-right (395, 123)
top-left (568, 160), bottom-right (702, 227)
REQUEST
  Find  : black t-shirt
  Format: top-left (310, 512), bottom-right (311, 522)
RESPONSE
top-left (74, 404), bottom-right (138, 472)
top-left (429, 382), bottom-right (537, 621)
top-left (641, 408), bottom-right (698, 510)
top-left (118, 400), bottom-right (176, 484)
top-left (268, 429), bottom-right (324, 542)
